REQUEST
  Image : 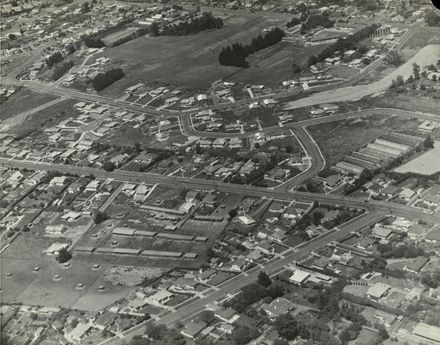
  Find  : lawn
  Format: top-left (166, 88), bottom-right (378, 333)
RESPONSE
top-left (0, 88), bottom-right (58, 120)
top-left (328, 65), bottom-right (359, 80)
top-left (308, 114), bottom-right (421, 167)
top-left (94, 13), bottom-right (295, 94)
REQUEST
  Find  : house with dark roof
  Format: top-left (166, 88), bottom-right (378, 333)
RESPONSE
top-left (262, 298), bottom-right (295, 319)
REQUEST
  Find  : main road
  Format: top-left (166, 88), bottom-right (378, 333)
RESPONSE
top-left (1, 157), bottom-right (439, 225)
top-left (97, 210), bottom-right (385, 345)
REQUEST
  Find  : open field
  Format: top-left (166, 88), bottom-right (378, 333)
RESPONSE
top-left (226, 42), bottom-right (326, 86)
top-left (308, 114), bottom-right (421, 167)
top-left (5, 98), bottom-right (78, 137)
top-left (328, 65), bottom-right (359, 79)
top-left (0, 233), bottom-right (131, 311)
top-left (95, 13), bottom-right (293, 94)
top-left (0, 88), bottom-right (58, 120)
top-left (394, 141), bottom-right (440, 175)
top-left (284, 44), bottom-right (440, 110)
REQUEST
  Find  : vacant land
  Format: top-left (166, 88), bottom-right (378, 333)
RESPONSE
top-left (0, 233), bottom-right (130, 312)
top-left (0, 88), bottom-right (58, 120)
top-left (394, 141), bottom-right (440, 175)
top-left (227, 42), bottom-right (326, 86)
top-left (308, 114), bottom-right (420, 167)
top-left (95, 13), bottom-right (296, 94)
top-left (6, 98), bottom-right (78, 137)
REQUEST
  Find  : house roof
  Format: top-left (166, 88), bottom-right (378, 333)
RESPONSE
top-left (372, 226), bottom-right (393, 238)
top-left (181, 321), bottom-right (207, 338)
top-left (263, 298), bottom-right (294, 316)
top-left (238, 215), bottom-right (256, 226)
top-left (289, 270), bottom-right (311, 284)
top-left (367, 283), bottom-right (390, 299)
top-left (413, 322), bottom-right (440, 343)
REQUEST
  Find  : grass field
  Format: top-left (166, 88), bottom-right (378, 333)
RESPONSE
top-left (308, 114), bottom-right (421, 167)
top-left (95, 13), bottom-right (303, 94)
top-left (0, 88), bottom-right (58, 120)
top-left (6, 98), bottom-right (78, 137)
top-left (0, 232), bottom-right (130, 311)
top-left (328, 65), bottom-right (359, 79)
top-left (394, 141), bottom-right (440, 175)
top-left (227, 42), bottom-right (326, 86)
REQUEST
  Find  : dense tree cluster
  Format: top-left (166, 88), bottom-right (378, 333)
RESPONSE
top-left (425, 12), bottom-right (440, 26)
top-left (274, 313), bottom-right (338, 344)
top-left (84, 35), bottom-right (105, 48)
top-left (232, 325), bottom-right (261, 345)
top-left (92, 68), bottom-right (125, 91)
top-left (308, 24), bottom-right (380, 66)
top-left (376, 243), bottom-right (425, 259)
top-left (161, 12), bottom-right (223, 36)
top-left (225, 282), bottom-right (283, 312)
top-left (46, 52), bottom-right (63, 67)
top-left (286, 17), bottom-right (301, 28)
top-left (52, 61), bottom-right (74, 81)
top-left (136, 324), bottom-right (184, 345)
top-left (300, 14), bottom-right (334, 33)
top-left (94, 211), bottom-right (109, 224)
top-left (219, 27), bottom-right (285, 68)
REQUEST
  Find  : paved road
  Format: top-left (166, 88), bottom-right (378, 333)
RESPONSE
top-left (179, 107), bottom-right (439, 190)
top-left (283, 44), bottom-right (440, 110)
top-left (276, 126), bottom-right (326, 191)
top-left (157, 211), bottom-right (386, 326)
top-left (97, 211), bottom-right (386, 344)
top-left (1, 158), bottom-right (439, 225)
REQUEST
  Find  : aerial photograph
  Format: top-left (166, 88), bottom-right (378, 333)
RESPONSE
top-left (0, 0), bottom-right (440, 344)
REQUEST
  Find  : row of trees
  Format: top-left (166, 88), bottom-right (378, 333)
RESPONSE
top-left (161, 12), bottom-right (223, 36)
top-left (224, 281), bottom-right (283, 312)
top-left (84, 35), bottom-right (105, 48)
top-left (376, 243), bottom-right (425, 259)
top-left (52, 61), bottom-right (74, 81)
top-left (308, 24), bottom-right (380, 66)
top-left (425, 11), bottom-right (440, 26)
top-left (92, 68), bottom-right (125, 91)
top-left (300, 14), bottom-right (334, 33)
top-left (46, 52), bottom-right (63, 67)
top-left (219, 27), bottom-right (285, 68)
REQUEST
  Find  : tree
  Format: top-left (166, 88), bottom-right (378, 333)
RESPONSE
top-left (94, 211), bottom-right (109, 224)
top-left (92, 68), bottom-right (125, 91)
top-left (257, 271), bottom-right (272, 287)
top-left (232, 326), bottom-right (259, 345)
top-left (312, 210), bottom-right (324, 225)
top-left (424, 135), bottom-right (434, 149)
top-left (292, 63), bottom-right (302, 74)
top-left (395, 75), bottom-right (404, 87)
top-left (376, 323), bottom-right (389, 340)
top-left (102, 161), bottom-right (116, 171)
top-left (56, 247), bottom-right (72, 263)
top-left (385, 50), bottom-right (403, 66)
top-left (129, 335), bottom-right (150, 345)
top-left (274, 314), bottom-right (298, 340)
top-left (150, 22), bottom-right (160, 37)
top-left (425, 12), bottom-right (440, 26)
top-left (413, 63), bottom-right (420, 80)
top-left (228, 208), bottom-right (238, 219)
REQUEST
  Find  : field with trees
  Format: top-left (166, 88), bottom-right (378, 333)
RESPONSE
top-left (93, 13), bottom-right (292, 93)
